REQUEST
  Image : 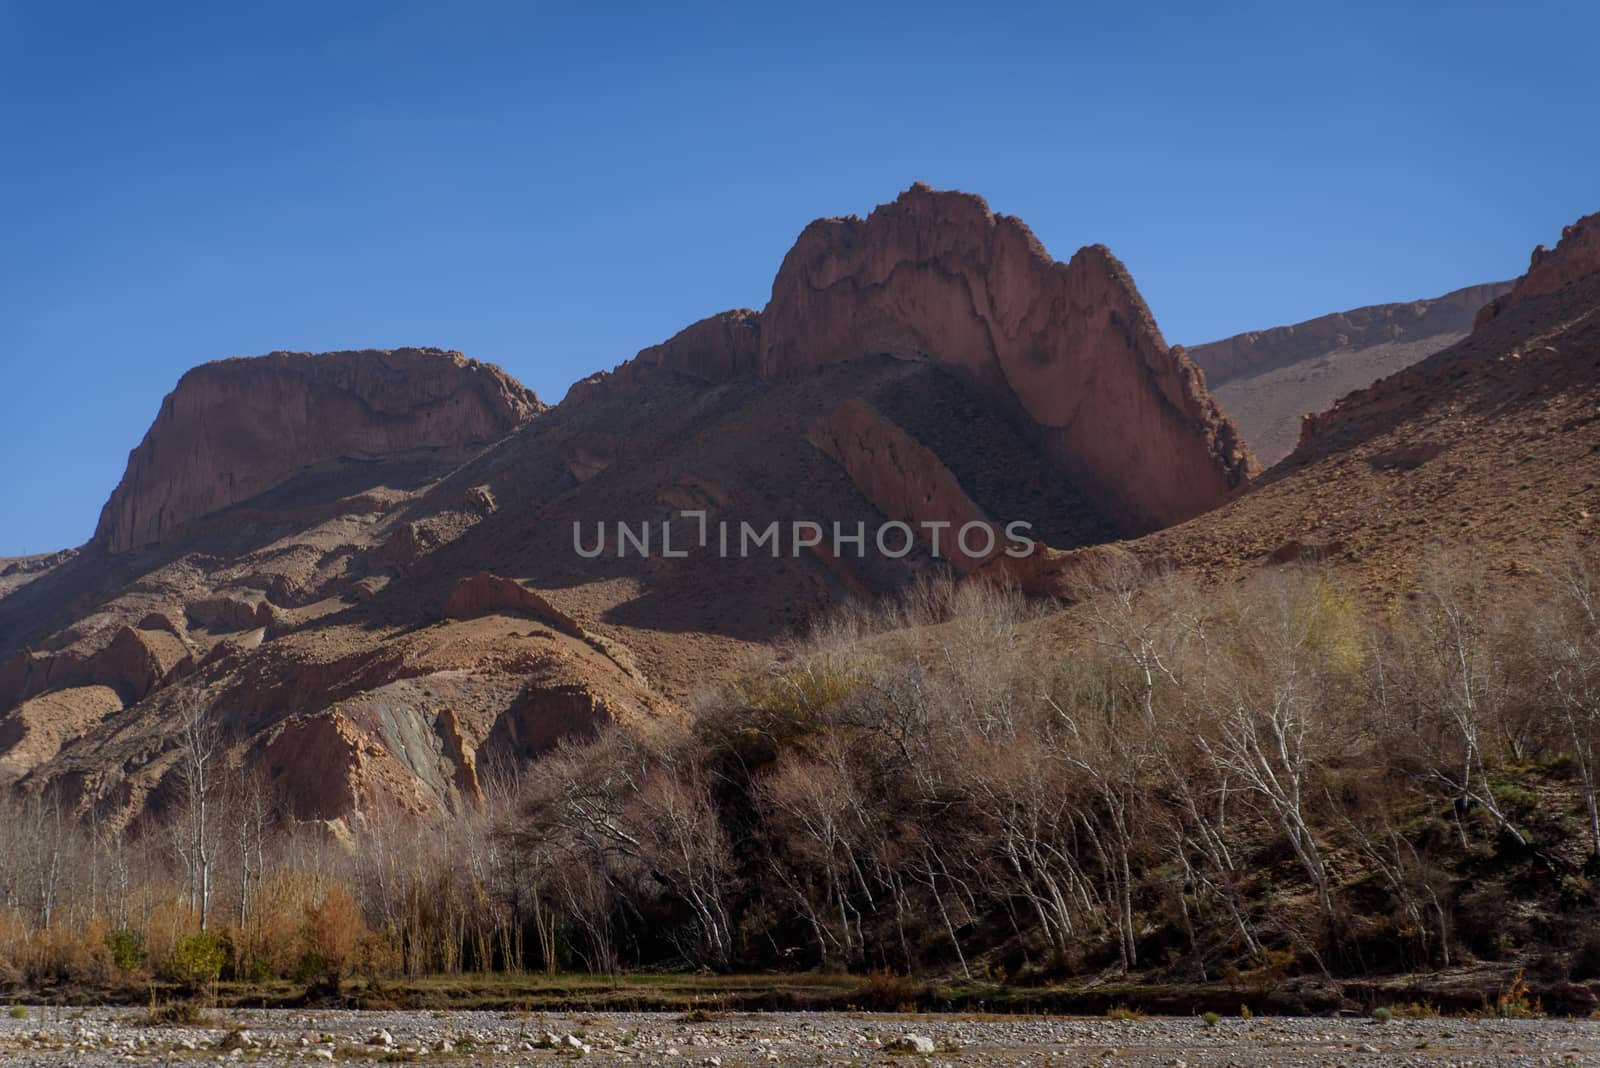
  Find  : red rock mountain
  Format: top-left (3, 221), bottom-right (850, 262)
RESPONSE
top-left (95, 348), bottom-right (543, 553)
top-left (636, 184), bottom-right (1257, 532)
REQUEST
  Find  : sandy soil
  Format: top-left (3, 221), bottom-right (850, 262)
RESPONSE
top-left (2, 1007), bottom-right (1597, 1066)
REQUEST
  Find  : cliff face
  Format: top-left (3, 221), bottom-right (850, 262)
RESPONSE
top-left (1476, 212), bottom-right (1600, 328)
top-left (95, 348), bottom-right (543, 553)
top-left (633, 184), bottom-right (1257, 533)
top-left (634, 309), bottom-right (761, 381)
top-left (761, 184), bottom-right (1256, 532)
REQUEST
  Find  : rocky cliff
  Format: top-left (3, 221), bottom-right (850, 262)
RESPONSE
top-left (634, 309), bottom-right (762, 381)
top-left (808, 399), bottom-right (997, 571)
top-left (629, 184), bottom-right (1256, 533)
top-left (1476, 212), bottom-right (1600, 328)
top-left (94, 348), bottom-right (543, 553)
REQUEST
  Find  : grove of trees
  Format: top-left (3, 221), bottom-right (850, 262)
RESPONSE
top-left (4, 548), bottom-right (1600, 993)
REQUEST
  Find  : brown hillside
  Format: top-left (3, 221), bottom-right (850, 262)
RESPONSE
top-left (1137, 220), bottom-right (1600, 592)
top-left (1185, 282), bottom-right (1513, 465)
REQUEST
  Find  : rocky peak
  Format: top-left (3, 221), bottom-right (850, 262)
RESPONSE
top-left (1476, 211), bottom-right (1600, 328)
top-left (95, 348), bottom-right (542, 553)
top-left (629, 183), bottom-right (1257, 533)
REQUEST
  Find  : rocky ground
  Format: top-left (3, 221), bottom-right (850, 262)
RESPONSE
top-left (1, 1008), bottom-right (1597, 1066)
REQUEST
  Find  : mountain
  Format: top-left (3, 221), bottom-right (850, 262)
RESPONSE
top-left (1185, 281), bottom-right (1513, 464)
top-left (0, 185), bottom-right (1253, 827)
top-left (1136, 211), bottom-right (1600, 587)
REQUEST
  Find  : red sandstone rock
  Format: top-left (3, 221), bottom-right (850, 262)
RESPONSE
top-left (633, 184), bottom-right (1256, 533)
top-left (444, 573), bottom-right (586, 635)
top-left (0, 625), bottom-right (191, 710)
top-left (95, 348), bottom-right (543, 553)
top-left (634, 309), bottom-right (761, 381)
top-left (1476, 212), bottom-right (1600, 328)
top-left (761, 185), bottom-right (1257, 532)
top-left (809, 399), bottom-right (998, 572)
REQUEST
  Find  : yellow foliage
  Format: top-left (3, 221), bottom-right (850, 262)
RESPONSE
top-left (1301, 577), bottom-right (1366, 682)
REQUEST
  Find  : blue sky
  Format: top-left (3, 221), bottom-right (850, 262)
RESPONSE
top-left (1, 1), bottom-right (1595, 555)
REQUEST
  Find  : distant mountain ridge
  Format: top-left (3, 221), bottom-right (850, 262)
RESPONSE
top-left (1184, 281), bottom-right (1513, 464)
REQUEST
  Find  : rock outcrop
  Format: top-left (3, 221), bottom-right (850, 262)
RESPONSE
top-left (95, 348), bottom-right (543, 553)
top-left (634, 309), bottom-right (761, 381)
top-left (444, 573), bottom-right (648, 687)
top-left (630, 184), bottom-right (1256, 533)
top-left (0, 685), bottom-right (124, 786)
top-left (760, 184), bottom-right (1256, 531)
top-left (0, 625), bottom-right (192, 711)
top-left (808, 400), bottom-right (998, 571)
top-left (1476, 212), bottom-right (1600, 327)
top-left (444, 573), bottom-right (587, 636)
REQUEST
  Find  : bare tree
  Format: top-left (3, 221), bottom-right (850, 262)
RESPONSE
top-left (171, 693), bottom-right (222, 929)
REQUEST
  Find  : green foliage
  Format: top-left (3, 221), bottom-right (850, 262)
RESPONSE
top-left (1372, 1006), bottom-right (1393, 1023)
top-left (165, 931), bottom-right (226, 990)
top-left (7, 1005), bottom-right (26, 1020)
top-left (1200, 1011), bottom-right (1221, 1026)
top-left (103, 928), bottom-right (145, 973)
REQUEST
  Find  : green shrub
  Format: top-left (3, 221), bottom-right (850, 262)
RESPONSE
top-left (166, 931), bottom-right (225, 990)
top-left (7, 1005), bottom-right (26, 1020)
top-left (1372, 1006), bottom-right (1393, 1023)
top-left (104, 929), bottom-right (145, 973)
top-left (1200, 1011), bottom-right (1221, 1027)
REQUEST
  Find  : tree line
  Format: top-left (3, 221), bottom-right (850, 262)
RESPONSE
top-left (4, 547), bottom-right (1600, 992)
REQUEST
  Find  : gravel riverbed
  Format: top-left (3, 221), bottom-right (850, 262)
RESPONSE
top-left (2, 1008), bottom-right (1597, 1066)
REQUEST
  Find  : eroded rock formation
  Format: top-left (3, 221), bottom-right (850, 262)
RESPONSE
top-left (1476, 212), bottom-right (1600, 327)
top-left (95, 348), bottom-right (543, 553)
top-left (634, 309), bottom-right (761, 381)
top-left (629, 184), bottom-right (1256, 533)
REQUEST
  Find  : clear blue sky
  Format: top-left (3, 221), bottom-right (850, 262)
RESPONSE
top-left (2, 1), bottom-right (1595, 555)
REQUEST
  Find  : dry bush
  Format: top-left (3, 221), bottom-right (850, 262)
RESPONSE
top-left (299, 883), bottom-right (367, 987)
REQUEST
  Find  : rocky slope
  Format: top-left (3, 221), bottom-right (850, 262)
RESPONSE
top-left (1476, 211), bottom-right (1600, 327)
top-left (1134, 211), bottom-right (1600, 592)
top-left (1185, 281), bottom-right (1512, 464)
top-left (95, 348), bottom-right (543, 553)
